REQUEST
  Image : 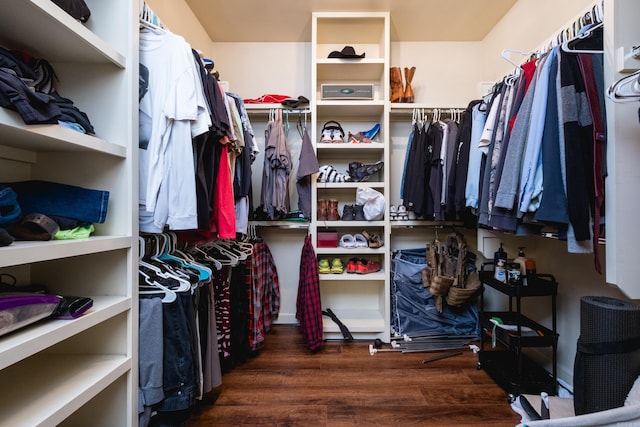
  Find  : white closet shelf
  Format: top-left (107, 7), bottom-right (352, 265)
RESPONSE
top-left (315, 247), bottom-right (386, 255)
top-left (0, 108), bottom-right (126, 159)
top-left (317, 101), bottom-right (385, 117)
top-left (390, 220), bottom-right (464, 229)
top-left (316, 142), bottom-right (384, 153)
top-left (0, 0), bottom-right (126, 68)
top-left (319, 271), bottom-right (386, 281)
top-left (317, 59), bottom-right (384, 81)
top-left (316, 220), bottom-right (385, 227)
top-left (321, 310), bottom-right (386, 333)
top-left (0, 354), bottom-right (130, 427)
top-left (0, 295), bottom-right (131, 371)
top-left (0, 237), bottom-right (133, 268)
top-left (316, 182), bottom-right (384, 190)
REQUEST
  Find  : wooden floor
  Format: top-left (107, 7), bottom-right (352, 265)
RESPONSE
top-left (186, 325), bottom-right (522, 426)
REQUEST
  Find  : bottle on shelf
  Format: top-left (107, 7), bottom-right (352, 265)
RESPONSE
top-left (493, 243), bottom-right (508, 270)
top-left (513, 247), bottom-right (528, 276)
top-left (494, 258), bottom-right (507, 283)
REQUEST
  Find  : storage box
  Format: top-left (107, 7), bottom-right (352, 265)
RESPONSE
top-left (317, 231), bottom-right (338, 248)
top-left (321, 84), bottom-right (374, 100)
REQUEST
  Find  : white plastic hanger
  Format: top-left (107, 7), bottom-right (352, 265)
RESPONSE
top-left (607, 70), bottom-right (640, 103)
top-left (561, 22), bottom-right (603, 54)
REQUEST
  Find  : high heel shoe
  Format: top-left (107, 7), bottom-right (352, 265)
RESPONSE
top-left (362, 123), bottom-right (380, 140)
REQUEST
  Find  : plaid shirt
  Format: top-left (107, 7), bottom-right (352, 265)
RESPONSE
top-left (251, 239), bottom-right (281, 350)
top-left (296, 235), bottom-right (323, 351)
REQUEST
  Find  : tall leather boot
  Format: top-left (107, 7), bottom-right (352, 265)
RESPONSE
top-left (390, 67), bottom-right (404, 103)
top-left (327, 199), bottom-right (340, 221)
top-left (403, 66), bottom-right (416, 103)
top-left (317, 199), bottom-right (328, 221)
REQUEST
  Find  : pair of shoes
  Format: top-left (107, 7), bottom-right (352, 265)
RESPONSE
top-left (330, 258), bottom-right (344, 274)
top-left (347, 161), bottom-right (384, 182)
top-left (341, 204), bottom-right (365, 221)
top-left (389, 204), bottom-right (409, 221)
top-left (356, 258), bottom-right (381, 274)
top-left (318, 165), bottom-right (351, 183)
top-left (339, 233), bottom-right (368, 249)
top-left (320, 121), bottom-right (344, 143)
top-left (397, 205), bottom-right (409, 221)
top-left (362, 230), bottom-right (383, 248)
top-left (318, 258), bottom-right (331, 274)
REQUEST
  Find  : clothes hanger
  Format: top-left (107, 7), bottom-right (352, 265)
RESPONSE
top-left (139, 270), bottom-right (177, 303)
top-left (607, 70), bottom-right (640, 103)
top-left (561, 22), bottom-right (603, 54)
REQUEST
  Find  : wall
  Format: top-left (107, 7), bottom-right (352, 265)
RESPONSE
top-left (481, 0), bottom-right (600, 81)
top-left (144, 0), bottom-right (213, 56)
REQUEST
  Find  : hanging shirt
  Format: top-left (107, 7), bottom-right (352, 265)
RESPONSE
top-left (139, 29), bottom-right (210, 232)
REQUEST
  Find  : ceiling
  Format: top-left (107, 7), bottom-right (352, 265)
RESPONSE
top-left (184, 0), bottom-right (518, 43)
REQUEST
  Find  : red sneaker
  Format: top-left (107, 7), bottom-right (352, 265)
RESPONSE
top-left (346, 258), bottom-right (358, 274)
top-left (357, 259), bottom-right (381, 274)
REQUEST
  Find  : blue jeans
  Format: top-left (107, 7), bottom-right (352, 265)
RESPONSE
top-left (5, 180), bottom-right (109, 224)
top-left (391, 249), bottom-right (478, 337)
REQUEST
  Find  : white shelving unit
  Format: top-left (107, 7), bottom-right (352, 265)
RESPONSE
top-left (311, 12), bottom-right (391, 341)
top-left (0, 0), bottom-right (137, 425)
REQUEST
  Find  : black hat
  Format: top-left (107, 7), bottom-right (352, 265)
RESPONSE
top-left (328, 46), bottom-right (365, 59)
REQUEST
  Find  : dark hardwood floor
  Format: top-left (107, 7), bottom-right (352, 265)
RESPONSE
top-left (186, 324), bottom-right (522, 426)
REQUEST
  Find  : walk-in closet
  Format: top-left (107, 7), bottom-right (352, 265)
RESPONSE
top-left (1, 0), bottom-right (639, 425)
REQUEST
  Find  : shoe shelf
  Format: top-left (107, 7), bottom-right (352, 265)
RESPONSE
top-left (317, 182), bottom-right (384, 189)
top-left (316, 247), bottom-right (386, 255)
top-left (316, 220), bottom-right (385, 227)
top-left (316, 142), bottom-right (385, 152)
top-left (312, 11), bottom-right (390, 341)
top-left (319, 271), bottom-right (386, 281)
top-left (390, 220), bottom-right (464, 229)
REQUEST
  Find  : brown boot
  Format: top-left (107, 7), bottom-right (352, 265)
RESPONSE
top-left (317, 199), bottom-right (328, 221)
top-left (390, 67), bottom-right (404, 103)
top-left (327, 199), bottom-right (340, 221)
top-left (404, 67), bottom-right (416, 103)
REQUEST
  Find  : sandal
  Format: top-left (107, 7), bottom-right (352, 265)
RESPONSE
top-left (330, 258), bottom-right (344, 274)
top-left (339, 234), bottom-right (355, 249)
top-left (318, 258), bottom-right (331, 274)
top-left (362, 230), bottom-right (383, 248)
top-left (353, 233), bottom-right (369, 248)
